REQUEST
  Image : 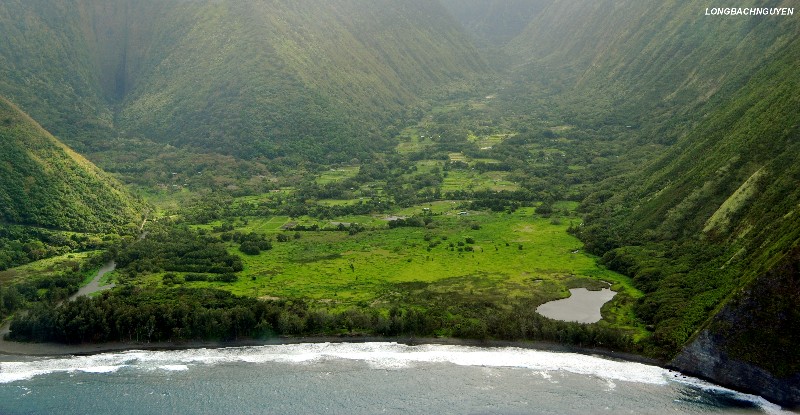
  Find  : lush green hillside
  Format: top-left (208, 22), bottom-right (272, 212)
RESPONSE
top-left (0, 96), bottom-right (143, 234)
top-left (0, 0), bottom-right (112, 149)
top-left (0, 0), bottom-right (485, 162)
top-left (582, 44), bottom-right (800, 351)
top-left (506, 0), bottom-right (798, 137)
top-left (497, 0), bottom-right (800, 404)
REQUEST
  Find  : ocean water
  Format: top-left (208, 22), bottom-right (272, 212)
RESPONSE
top-left (0, 343), bottom-right (790, 414)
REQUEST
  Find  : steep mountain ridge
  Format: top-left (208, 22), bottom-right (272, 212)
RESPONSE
top-left (0, 96), bottom-right (143, 233)
top-left (0, 0), bottom-right (113, 147)
top-left (0, 0), bottom-right (485, 160)
top-left (501, 0), bottom-right (800, 405)
top-left (505, 0), bottom-right (798, 137)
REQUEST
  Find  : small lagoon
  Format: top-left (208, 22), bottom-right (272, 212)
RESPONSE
top-left (536, 288), bottom-right (617, 323)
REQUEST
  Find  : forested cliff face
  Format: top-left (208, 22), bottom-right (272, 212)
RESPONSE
top-left (0, 97), bottom-right (143, 233)
top-left (506, 0), bottom-right (798, 135)
top-left (500, 0), bottom-right (800, 405)
top-left (0, 0), bottom-right (484, 160)
top-left (671, 248), bottom-right (800, 406)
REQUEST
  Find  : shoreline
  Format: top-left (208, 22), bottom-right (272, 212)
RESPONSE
top-left (0, 332), bottom-right (661, 366)
top-left (6, 333), bottom-right (795, 409)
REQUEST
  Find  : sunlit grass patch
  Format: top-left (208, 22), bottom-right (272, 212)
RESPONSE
top-left (315, 166), bottom-right (360, 185)
top-left (136, 187), bottom-right (195, 217)
top-left (192, 212), bottom-right (636, 308)
top-left (0, 251), bottom-right (100, 284)
top-left (448, 152), bottom-right (467, 162)
top-left (395, 127), bottom-right (436, 154)
top-left (442, 170), bottom-right (518, 192)
top-left (413, 160), bottom-right (444, 172)
top-left (394, 201), bottom-right (462, 216)
top-left (552, 201), bottom-right (580, 213)
top-left (317, 199), bottom-right (363, 207)
top-left (468, 132), bottom-right (513, 149)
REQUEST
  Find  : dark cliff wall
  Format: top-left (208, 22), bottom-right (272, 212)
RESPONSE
top-left (671, 248), bottom-right (800, 407)
top-left (671, 332), bottom-right (800, 407)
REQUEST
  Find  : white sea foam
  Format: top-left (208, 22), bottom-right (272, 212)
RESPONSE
top-left (78, 365), bottom-right (123, 374)
top-left (0, 342), bottom-right (701, 385)
top-left (158, 365), bottom-right (189, 372)
top-left (0, 342), bottom-right (788, 412)
top-left (0, 353), bottom-right (134, 383)
top-left (670, 375), bottom-right (790, 415)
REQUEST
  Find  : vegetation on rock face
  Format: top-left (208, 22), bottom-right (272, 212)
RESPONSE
top-left (0, 97), bottom-right (144, 270)
top-left (503, 0), bottom-right (800, 370)
top-left (0, 97), bottom-right (143, 233)
top-left (711, 248), bottom-right (800, 378)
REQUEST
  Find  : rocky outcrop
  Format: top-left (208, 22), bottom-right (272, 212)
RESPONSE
top-left (671, 330), bottom-right (800, 408)
top-left (669, 246), bottom-right (800, 408)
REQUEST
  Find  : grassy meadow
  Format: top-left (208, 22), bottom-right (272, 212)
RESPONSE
top-left (161, 201), bottom-right (643, 333)
top-left (0, 251), bottom-right (100, 285)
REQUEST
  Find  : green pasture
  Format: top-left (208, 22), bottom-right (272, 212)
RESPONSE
top-left (191, 216), bottom-right (291, 234)
top-left (468, 132), bottom-right (512, 149)
top-left (230, 188), bottom-right (295, 207)
top-left (0, 251), bottom-right (100, 284)
top-left (413, 160), bottom-right (444, 173)
top-left (448, 152), bottom-right (467, 162)
top-left (137, 187), bottom-right (196, 217)
top-left (393, 200), bottom-right (462, 216)
top-left (552, 201), bottom-right (580, 213)
top-left (442, 170), bottom-right (519, 192)
top-left (172, 209), bottom-right (640, 329)
top-left (317, 199), bottom-right (363, 207)
top-left (315, 166), bottom-right (360, 185)
top-left (395, 127), bottom-right (436, 154)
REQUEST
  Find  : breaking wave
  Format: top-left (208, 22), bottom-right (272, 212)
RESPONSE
top-left (0, 342), bottom-right (787, 412)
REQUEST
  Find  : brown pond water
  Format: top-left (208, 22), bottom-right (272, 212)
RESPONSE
top-left (536, 288), bottom-right (616, 323)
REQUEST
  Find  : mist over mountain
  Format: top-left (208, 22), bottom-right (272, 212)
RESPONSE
top-left (505, 0), bottom-right (798, 134)
top-left (439, 0), bottom-right (551, 47)
top-left (0, 0), bottom-right (484, 160)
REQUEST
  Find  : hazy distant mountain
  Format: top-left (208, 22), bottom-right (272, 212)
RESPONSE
top-left (0, 0), bottom-right (484, 160)
top-left (505, 0), bottom-right (797, 133)
top-left (439, 0), bottom-right (552, 47)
